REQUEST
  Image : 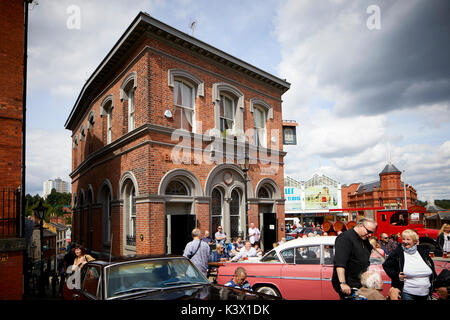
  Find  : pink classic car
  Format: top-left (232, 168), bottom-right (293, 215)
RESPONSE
top-left (217, 236), bottom-right (389, 299)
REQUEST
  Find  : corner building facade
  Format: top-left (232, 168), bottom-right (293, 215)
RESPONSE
top-left (65, 13), bottom-right (290, 258)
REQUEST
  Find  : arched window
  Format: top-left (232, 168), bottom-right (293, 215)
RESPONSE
top-left (219, 93), bottom-right (236, 136)
top-left (250, 98), bottom-right (272, 147)
top-left (87, 111), bottom-right (95, 130)
top-left (124, 82), bottom-right (135, 132)
top-left (165, 181), bottom-right (189, 196)
top-left (173, 79), bottom-right (195, 132)
top-left (120, 72), bottom-right (137, 133)
top-left (212, 83), bottom-right (244, 138)
top-left (106, 106), bottom-right (113, 143)
top-left (100, 96), bottom-right (114, 144)
top-left (211, 188), bottom-right (223, 235)
top-left (127, 185), bottom-right (136, 245)
top-left (253, 106), bottom-right (267, 147)
top-left (80, 125), bottom-right (86, 141)
top-left (230, 189), bottom-right (241, 238)
top-left (100, 185), bottom-right (112, 246)
top-left (258, 186), bottom-right (271, 199)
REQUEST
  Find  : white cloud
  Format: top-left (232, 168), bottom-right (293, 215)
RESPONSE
top-left (277, 0), bottom-right (450, 200)
top-left (26, 129), bottom-right (72, 195)
top-left (23, 0), bottom-right (450, 201)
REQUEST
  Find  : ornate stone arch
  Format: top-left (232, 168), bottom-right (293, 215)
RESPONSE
top-left (204, 163), bottom-right (254, 198)
top-left (168, 68), bottom-right (204, 97)
top-left (158, 169), bottom-right (203, 197)
top-left (211, 83), bottom-right (245, 135)
top-left (87, 184), bottom-right (95, 203)
top-left (250, 97), bottom-right (273, 119)
top-left (119, 71), bottom-right (137, 101)
top-left (118, 171), bottom-right (140, 199)
top-left (78, 188), bottom-right (86, 207)
top-left (87, 110), bottom-right (95, 130)
top-left (100, 94), bottom-right (114, 116)
top-left (98, 178), bottom-right (114, 201)
top-left (255, 178), bottom-right (282, 199)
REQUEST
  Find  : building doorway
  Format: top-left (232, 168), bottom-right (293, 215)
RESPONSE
top-left (259, 203), bottom-right (276, 251)
top-left (166, 202), bottom-right (194, 255)
top-left (260, 211), bottom-right (277, 252)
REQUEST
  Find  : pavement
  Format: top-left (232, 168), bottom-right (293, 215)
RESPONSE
top-left (22, 276), bottom-right (64, 300)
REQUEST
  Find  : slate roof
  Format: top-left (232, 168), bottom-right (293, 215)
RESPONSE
top-left (426, 212), bottom-right (450, 220)
top-left (356, 181), bottom-right (380, 194)
top-left (425, 202), bottom-right (445, 213)
top-left (380, 163), bottom-right (401, 174)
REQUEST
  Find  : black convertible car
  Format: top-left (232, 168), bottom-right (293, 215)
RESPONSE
top-left (63, 255), bottom-right (279, 300)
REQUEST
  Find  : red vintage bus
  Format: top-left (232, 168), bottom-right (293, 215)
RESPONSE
top-left (329, 205), bottom-right (440, 252)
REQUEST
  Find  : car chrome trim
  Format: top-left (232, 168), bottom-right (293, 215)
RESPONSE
top-left (220, 274), bottom-right (391, 284)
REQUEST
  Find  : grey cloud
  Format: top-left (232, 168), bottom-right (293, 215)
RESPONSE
top-left (278, 0), bottom-right (450, 117)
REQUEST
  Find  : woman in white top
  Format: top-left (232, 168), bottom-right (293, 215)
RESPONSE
top-left (231, 241), bottom-right (257, 261)
top-left (382, 229), bottom-right (437, 300)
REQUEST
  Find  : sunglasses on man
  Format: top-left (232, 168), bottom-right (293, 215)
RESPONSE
top-left (362, 224), bottom-right (376, 235)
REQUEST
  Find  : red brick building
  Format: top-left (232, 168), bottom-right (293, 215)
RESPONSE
top-left (65, 12), bottom-right (290, 257)
top-left (341, 163), bottom-right (417, 220)
top-left (0, 0), bottom-right (29, 300)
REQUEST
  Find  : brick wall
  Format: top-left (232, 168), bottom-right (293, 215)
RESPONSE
top-left (0, 0), bottom-right (24, 189)
top-left (0, 0), bottom-right (25, 300)
top-left (0, 251), bottom-right (23, 300)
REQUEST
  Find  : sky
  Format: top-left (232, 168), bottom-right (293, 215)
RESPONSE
top-left (25, 0), bottom-right (450, 202)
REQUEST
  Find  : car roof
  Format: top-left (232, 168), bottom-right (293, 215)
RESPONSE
top-left (87, 254), bottom-right (186, 267)
top-left (275, 236), bottom-right (337, 252)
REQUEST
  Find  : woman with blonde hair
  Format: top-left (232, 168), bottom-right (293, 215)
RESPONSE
top-left (369, 236), bottom-right (385, 258)
top-left (437, 223), bottom-right (450, 254)
top-left (382, 229), bottom-right (437, 300)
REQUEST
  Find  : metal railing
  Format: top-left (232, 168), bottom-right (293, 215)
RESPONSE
top-left (126, 234), bottom-right (136, 246)
top-left (0, 188), bottom-right (21, 238)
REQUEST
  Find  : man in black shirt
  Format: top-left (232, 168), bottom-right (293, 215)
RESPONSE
top-left (332, 218), bottom-right (377, 299)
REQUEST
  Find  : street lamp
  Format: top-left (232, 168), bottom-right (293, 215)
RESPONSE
top-left (402, 170), bottom-right (408, 210)
top-left (33, 199), bottom-right (47, 296)
top-left (239, 151), bottom-right (250, 240)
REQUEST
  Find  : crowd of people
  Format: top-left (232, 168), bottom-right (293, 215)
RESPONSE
top-left (183, 224), bottom-right (265, 275)
top-left (332, 219), bottom-right (449, 300)
top-left (42, 221), bottom-right (449, 300)
top-left (184, 221), bottom-right (449, 300)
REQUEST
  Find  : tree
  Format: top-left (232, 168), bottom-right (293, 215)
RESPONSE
top-left (25, 190), bottom-right (72, 222)
top-left (416, 200), bottom-right (428, 207)
top-left (435, 199), bottom-right (450, 210)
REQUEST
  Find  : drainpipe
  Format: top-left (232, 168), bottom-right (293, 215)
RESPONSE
top-left (21, 0), bottom-right (31, 237)
top-left (403, 170), bottom-right (408, 210)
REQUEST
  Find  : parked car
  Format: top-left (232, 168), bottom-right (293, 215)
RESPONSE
top-left (217, 236), bottom-right (447, 300)
top-left (285, 227), bottom-right (304, 239)
top-left (63, 255), bottom-right (280, 300)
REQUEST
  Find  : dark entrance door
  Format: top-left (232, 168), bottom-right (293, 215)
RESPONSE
top-left (261, 212), bottom-right (277, 252)
top-left (170, 214), bottom-right (196, 255)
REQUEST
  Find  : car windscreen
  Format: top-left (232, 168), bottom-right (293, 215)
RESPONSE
top-left (105, 258), bottom-right (209, 299)
top-left (260, 250), bottom-right (280, 263)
